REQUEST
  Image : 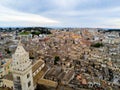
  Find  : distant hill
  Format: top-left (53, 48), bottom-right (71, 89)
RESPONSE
top-left (106, 29), bottom-right (120, 32)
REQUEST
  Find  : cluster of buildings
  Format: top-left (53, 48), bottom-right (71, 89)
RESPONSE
top-left (0, 28), bottom-right (120, 90)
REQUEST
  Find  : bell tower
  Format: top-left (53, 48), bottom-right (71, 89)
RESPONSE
top-left (12, 41), bottom-right (34, 90)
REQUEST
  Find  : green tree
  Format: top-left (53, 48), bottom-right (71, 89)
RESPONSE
top-left (91, 43), bottom-right (103, 48)
top-left (54, 56), bottom-right (60, 65)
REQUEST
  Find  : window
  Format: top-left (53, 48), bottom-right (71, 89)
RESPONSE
top-left (27, 73), bottom-right (30, 78)
top-left (16, 76), bottom-right (20, 80)
top-left (28, 81), bottom-right (31, 87)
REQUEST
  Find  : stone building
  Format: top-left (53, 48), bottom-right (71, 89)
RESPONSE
top-left (12, 41), bottom-right (34, 90)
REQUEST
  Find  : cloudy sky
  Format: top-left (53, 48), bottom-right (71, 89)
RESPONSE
top-left (0, 0), bottom-right (120, 28)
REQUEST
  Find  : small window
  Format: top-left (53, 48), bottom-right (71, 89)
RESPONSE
top-left (27, 73), bottom-right (30, 78)
top-left (28, 81), bottom-right (31, 87)
top-left (16, 76), bottom-right (20, 80)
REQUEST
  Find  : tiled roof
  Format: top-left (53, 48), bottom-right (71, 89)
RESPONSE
top-left (32, 59), bottom-right (44, 73)
top-left (33, 66), bottom-right (48, 85)
top-left (37, 79), bottom-right (58, 88)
